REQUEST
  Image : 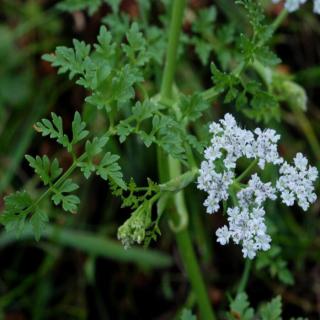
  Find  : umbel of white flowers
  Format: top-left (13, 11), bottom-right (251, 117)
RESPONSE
top-left (197, 114), bottom-right (318, 259)
top-left (272, 0), bottom-right (320, 13)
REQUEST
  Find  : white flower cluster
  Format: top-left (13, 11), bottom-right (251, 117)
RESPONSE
top-left (216, 174), bottom-right (276, 258)
top-left (277, 153), bottom-right (318, 210)
top-left (198, 114), bottom-right (282, 214)
top-left (272, 0), bottom-right (320, 14)
top-left (198, 114), bottom-right (318, 259)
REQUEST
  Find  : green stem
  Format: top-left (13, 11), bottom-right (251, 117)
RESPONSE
top-left (291, 108), bottom-right (320, 161)
top-left (235, 159), bottom-right (259, 183)
top-left (201, 86), bottom-right (220, 103)
top-left (166, 157), bottom-right (215, 319)
top-left (158, 0), bottom-right (215, 318)
top-left (159, 167), bottom-right (198, 192)
top-left (271, 9), bottom-right (288, 32)
top-left (237, 259), bottom-right (252, 295)
top-left (168, 158), bottom-right (215, 320)
top-left (176, 227), bottom-right (215, 318)
top-left (160, 0), bottom-right (186, 100)
top-left (167, 156), bottom-right (189, 232)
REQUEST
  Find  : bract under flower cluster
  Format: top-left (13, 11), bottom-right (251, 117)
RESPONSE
top-left (198, 114), bottom-right (318, 258)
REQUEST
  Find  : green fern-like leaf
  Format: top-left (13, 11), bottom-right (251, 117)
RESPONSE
top-left (96, 152), bottom-right (126, 189)
top-left (0, 191), bottom-right (33, 236)
top-left (43, 40), bottom-right (90, 79)
top-left (25, 155), bottom-right (62, 186)
top-left (51, 179), bottom-right (80, 213)
top-left (35, 112), bottom-right (71, 149)
top-left (260, 296), bottom-right (282, 320)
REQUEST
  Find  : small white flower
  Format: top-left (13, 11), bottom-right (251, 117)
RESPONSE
top-left (198, 158), bottom-right (235, 214)
top-left (220, 205), bottom-right (271, 259)
top-left (285, 0), bottom-right (306, 12)
top-left (251, 128), bottom-right (283, 169)
top-left (277, 152), bottom-right (318, 211)
top-left (314, 0), bottom-right (320, 13)
top-left (216, 226), bottom-right (230, 245)
top-left (238, 173), bottom-right (277, 207)
top-left (242, 239), bottom-right (258, 259)
top-left (272, 0), bottom-right (319, 13)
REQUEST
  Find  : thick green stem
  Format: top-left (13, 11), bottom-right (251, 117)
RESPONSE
top-left (159, 0), bottom-right (215, 318)
top-left (168, 157), bottom-right (215, 320)
top-left (160, 0), bottom-right (186, 100)
top-left (176, 227), bottom-right (215, 319)
top-left (167, 156), bottom-right (189, 232)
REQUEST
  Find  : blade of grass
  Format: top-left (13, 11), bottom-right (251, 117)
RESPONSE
top-left (0, 224), bottom-right (173, 268)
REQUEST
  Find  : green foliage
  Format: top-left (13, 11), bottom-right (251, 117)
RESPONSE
top-left (78, 135), bottom-right (109, 178)
top-left (200, 0), bottom-right (282, 123)
top-left (0, 26), bottom-right (33, 110)
top-left (228, 293), bottom-right (254, 320)
top-left (35, 112), bottom-right (70, 148)
top-left (192, 7), bottom-right (217, 36)
top-left (43, 25), bottom-right (146, 112)
top-left (112, 178), bottom-right (158, 210)
top-left (43, 40), bottom-right (90, 79)
top-left (190, 6), bottom-right (217, 65)
top-left (210, 63), bottom-right (239, 98)
top-left (96, 152), bottom-right (126, 189)
top-left (0, 191), bottom-right (48, 241)
top-left (228, 294), bottom-right (284, 320)
top-left (35, 111), bottom-right (88, 152)
top-left (256, 246), bottom-right (294, 285)
top-left (25, 155), bottom-right (62, 186)
top-left (179, 93), bottom-right (210, 122)
top-left (152, 115), bottom-right (187, 161)
top-left (1, 2), bottom-right (317, 318)
top-left (30, 210), bottom-right (49, 241)
top-left (260, 296), bottom-right (282, 320)
top-left (228, 293), bottom-right (306, 320)
top-left (72, 111), bottom-right (90, 145)
top-left (180, 308), bottom-right (197, 320)
top-left (57, 0), bottom-right (120, 15)
top-left (210, 62), bottom-right (280, 123)
top-left (235, 0), bottom-right (280, 67)
top-left (51, 179), bottom-right (80, 213)
top-left (122, 22), bottom-right (151, 66)
top-left (0, 191), bottom-right (33, 236)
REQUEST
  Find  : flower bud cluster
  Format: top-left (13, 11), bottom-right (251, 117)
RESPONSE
top-left (198, 114), bottom-right (318, 259)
